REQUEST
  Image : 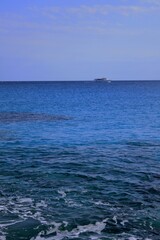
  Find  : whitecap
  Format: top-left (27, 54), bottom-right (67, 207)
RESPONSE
top-left (120, 219), bottom-right (128, 226)
top-left (36, 201), bottom-right (48, 208)
top-left (112, 215), bottom-right (117, 225)
top-left (128, 237), bottom-right (138, 240)
top-left (18, 198), bottom-right (33, 203)
top-left (0, 197), bottom-right (48, 226)
top-left (32, 218), bottom-right (108, 240)
top-left (57, 190), bottom-right (66, 198)
top-left (94, 200), bottom-right (110, 206)
top-left (0, 236), bottom-right (6, 240)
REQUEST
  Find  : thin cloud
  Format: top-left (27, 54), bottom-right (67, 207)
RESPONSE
top-left (1, 2), bottom-right (160, 37)
top-left (142, 0), bottom-right (160, 6)
top-left (32, 3), bottom-right (160, 18)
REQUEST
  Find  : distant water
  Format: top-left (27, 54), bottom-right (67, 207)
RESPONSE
top-left (0, 81), bottom-right (160, 240)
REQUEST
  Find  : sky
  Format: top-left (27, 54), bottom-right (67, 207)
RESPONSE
top-left (0, 0), bottom-right (160, 81)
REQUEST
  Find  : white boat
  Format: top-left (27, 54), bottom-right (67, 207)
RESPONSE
top-left (94, 78), bottom-right (111, 82)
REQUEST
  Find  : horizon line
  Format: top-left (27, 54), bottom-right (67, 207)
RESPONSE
top-left (0, 79), bottom-right (160, 82)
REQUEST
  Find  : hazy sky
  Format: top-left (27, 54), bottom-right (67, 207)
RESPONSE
top-left (0, 0), bottom-right (160, 81)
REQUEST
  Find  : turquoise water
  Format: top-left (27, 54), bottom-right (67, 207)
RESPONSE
top-left (0, 81), bottom-right (160, 240)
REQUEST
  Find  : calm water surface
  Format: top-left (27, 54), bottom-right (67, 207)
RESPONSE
top-left (0, 81), bottom-right (160, 240)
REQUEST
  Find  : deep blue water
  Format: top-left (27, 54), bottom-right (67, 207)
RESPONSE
top-left (0, 81), bottom-right (160, 240)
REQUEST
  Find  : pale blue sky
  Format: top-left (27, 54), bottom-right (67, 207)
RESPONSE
top-left (0, 0), bottom-right (160, 80)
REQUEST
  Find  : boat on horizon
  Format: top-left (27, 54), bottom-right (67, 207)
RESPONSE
top-left (94, 78), bottom-right (111, 83)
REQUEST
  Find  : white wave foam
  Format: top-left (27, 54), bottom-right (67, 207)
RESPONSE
top-left (0, 206), bottom-right (7, 211)
top-left (112, 215), bottom-right (117, 224)
top-left (128, 237), bottom-right (152, 240)
top-left (128, 237), bottom-right (138, 240)
top-left (32, 236), bottom-right (153, 240)
top-left (94, 200), bottom-right (110, 206)
top-left (120, 219), bottom-right (128, 226)
top-left (0, 236), bottom-right (6, 240)
top-left (57, 190), bottom-right (66, 198)
top-left (36, 200), bottom-right (48, 208)
top-left (0, 197), bottom-right (48, 228)
top-left (64, 199), bottom-right (82, 207)
top-left (18, 198), bottom-right (33, 203)
top-left (0, 220), bottom-right (23, 228)
top-left (32, 218), bottom-right (108, 240)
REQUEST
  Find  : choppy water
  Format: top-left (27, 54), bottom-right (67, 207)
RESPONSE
top-left (0, 81), bottom-right (160, 240)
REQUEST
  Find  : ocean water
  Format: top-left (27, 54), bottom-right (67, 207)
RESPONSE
top-left (0, 81), bottom-right (160, 240)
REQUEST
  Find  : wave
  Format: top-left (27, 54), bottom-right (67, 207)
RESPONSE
top-left (0, 112), bottom-right (72, 123)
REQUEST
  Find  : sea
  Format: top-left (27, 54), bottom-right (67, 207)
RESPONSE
top-left (0, 81), bottom-right (160, 240)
